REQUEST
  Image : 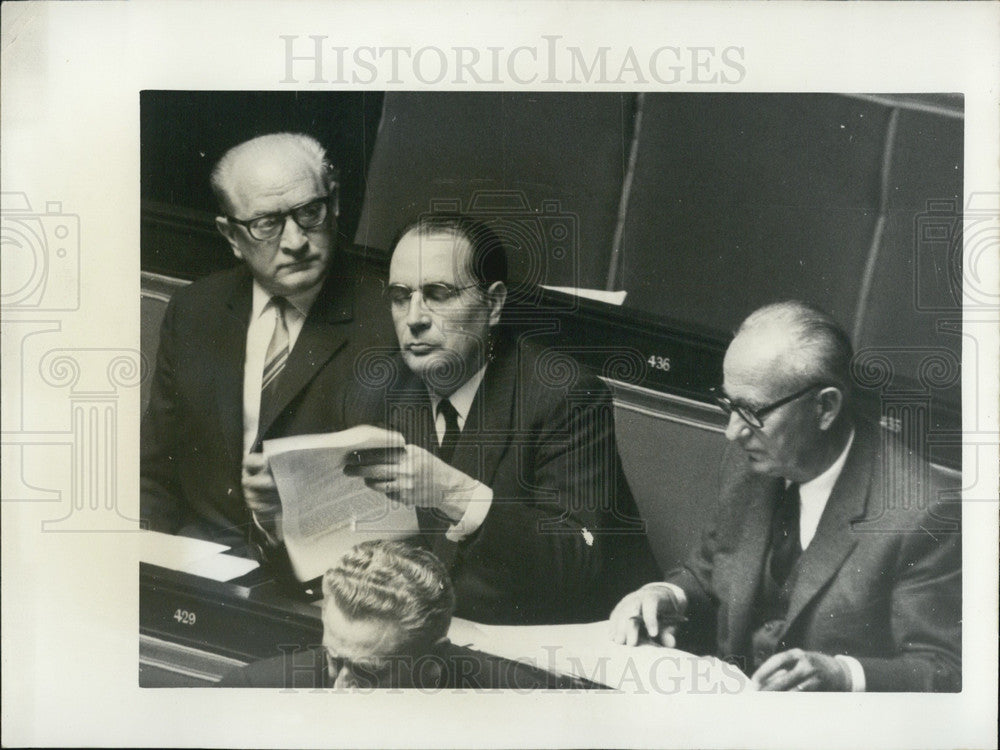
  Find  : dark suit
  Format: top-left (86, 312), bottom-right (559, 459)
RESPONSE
top-left (670, 420), bottom-right (961, 691)
top-left (216, 642), bottom-right (600, 689)
top-left (141, 257), bottom-right (393, 549)
top-left (344, 335), bottom-right (661, 625)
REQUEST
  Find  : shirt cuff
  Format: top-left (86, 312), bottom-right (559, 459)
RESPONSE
top-left (445, 482), bottom-right (493, 542)
top-left (835, 655), bottom-right (866, 692)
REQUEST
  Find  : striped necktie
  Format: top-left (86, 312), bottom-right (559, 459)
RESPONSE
top-left (259, 296), bottom-right (290, 419)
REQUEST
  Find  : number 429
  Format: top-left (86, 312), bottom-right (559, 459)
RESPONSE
top-left (173, 609), bottom-right (196, 626)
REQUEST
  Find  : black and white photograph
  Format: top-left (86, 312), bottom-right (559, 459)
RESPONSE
top-left (3, 3), bottom-right (998, 748)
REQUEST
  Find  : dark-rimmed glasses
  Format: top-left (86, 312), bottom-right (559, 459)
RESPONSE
top-left (384, 282), bottom-right (480, 312)
top-left (227, 185), bottom-right (338, 241)
top-left (710, 384), bottom-right (822, 429)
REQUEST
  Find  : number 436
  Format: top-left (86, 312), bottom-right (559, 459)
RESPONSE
top-left (647, 355), bottom-right (671, 372)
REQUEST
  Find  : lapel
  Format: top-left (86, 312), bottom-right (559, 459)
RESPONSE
top-left (449, 340), bottom-right (517, 486)
top-left (217, 269), bottom-right (253, 468)
top-left (257, 267), bottom-right (356, 439)
top-left (725, 468), bottom-right (783, 652)
top-left (784, 425), bottom-right (870, 627)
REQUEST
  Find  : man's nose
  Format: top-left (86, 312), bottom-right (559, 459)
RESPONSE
top-left (405, 293), bottom-right (431, 329)
top-left (279, 215), bottom-right (309, 254)
top-left (724, 411), bottom-right (751, 442)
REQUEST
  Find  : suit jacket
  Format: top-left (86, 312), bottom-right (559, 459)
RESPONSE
top-left (216, 642), bottom-right (599, 690)
top-left (670, 419), bottom-right (961, 691)
top-left (141, 257), bottom-right (394, 548)
top-left (343, 335), bottom-right (661, 625)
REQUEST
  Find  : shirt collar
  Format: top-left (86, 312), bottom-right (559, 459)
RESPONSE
top-left (251, 278), bottom-right (324, 320)
top-left (428, 365), bottom-right (487, 423)
top-left (797, 428), bottom-right (856, 501)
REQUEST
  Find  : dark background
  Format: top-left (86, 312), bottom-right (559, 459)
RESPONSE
top-left (141, 91), bottom-right (963, 461)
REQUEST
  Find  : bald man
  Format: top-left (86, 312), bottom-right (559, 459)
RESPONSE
top-left (141, 133), bottom-right (393, 578)
top-left (609, 301), bottom-right (961, 692)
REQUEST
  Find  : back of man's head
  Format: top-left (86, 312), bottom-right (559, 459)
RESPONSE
top-left (735, 300), bottom-right (855, 397)
top-left (323, 540), bottom-right (455, 650)
top-left (210, 132), bottom-right (333, 215)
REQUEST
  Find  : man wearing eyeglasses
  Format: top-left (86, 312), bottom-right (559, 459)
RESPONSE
top-left (141, 133), bottom-right (393, 577)
top-left (340, 214), bottom-right (659, 625)
top-left (609, 301), bottom-right (960, 692)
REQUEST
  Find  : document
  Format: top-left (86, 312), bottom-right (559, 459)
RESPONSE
top-left (263, 425), bottom-right (420, 581)
top-left (140, 531), bottom-right (259, 582)
top-left (450, 618), bottom-right (752, 694)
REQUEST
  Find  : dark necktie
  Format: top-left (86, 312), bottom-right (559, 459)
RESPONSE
top-left (769, 482), bottom-right (802, 585)
top-left (258, 296), bottom-right (290, 430)
top-left (437, 399), bottom-right (460, 465)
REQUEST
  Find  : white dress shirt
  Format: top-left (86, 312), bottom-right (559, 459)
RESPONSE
top-left (427, 366), bottom-right (494, 542)
top-left (241, 281), bottom-right (321, 454)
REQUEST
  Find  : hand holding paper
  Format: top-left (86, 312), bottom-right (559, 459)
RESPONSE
top-left (242, 451), bottom-right (283, 542)
top-left (347, 443), bottom-right (483, 524)
top-left (262, 426), bottom-right (418, 581)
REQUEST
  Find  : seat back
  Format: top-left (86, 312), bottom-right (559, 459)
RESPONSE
top-left (140, 272), bottom-right (190, 415)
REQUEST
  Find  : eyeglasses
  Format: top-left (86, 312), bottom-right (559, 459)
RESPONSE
top-left (384, 282), bottom-right (480, 312)
top-left (710, 384), bottom-right (822, 429)
top-left (226, 186), bottom-right (338, 242)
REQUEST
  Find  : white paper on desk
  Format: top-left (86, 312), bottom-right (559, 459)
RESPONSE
top-left (463, 619), bottom-right (753, 694)
top-left (264, 425), bottom-right (420, 581)
top-left (139, 530), bottom-right (260, 581)
top-left (540, 286), bottom-right (628, 306)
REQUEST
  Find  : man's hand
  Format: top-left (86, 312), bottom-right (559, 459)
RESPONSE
top-left (242, 452), bottom-right (282, 542)
top-left (751, 649), bottom-right (852, 691)
top-left (347, 444), bottom-right (481, 524)
top-left (609, 583), bottom-right (687, 647)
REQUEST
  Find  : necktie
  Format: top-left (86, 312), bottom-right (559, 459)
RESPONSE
top-left (437, 399), bottom-right (460, 465)
top-left (769, 482), bottom-right (801, 585)
top-left (259, 296), bottom-right (290, 424)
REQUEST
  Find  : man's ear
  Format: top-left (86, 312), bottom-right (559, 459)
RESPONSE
top-left (485, 281), bottom-right (507, 327)
top-left (816, 387), bottom-right (844, 431)
top-left (215, 216), bottom-right (244, 261)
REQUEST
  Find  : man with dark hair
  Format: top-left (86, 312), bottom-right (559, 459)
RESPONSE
top-left (141, 133), bottom-right (393, 574)
top-left (609, 300), bottom-right (961, 692)
top-left (219, 540), bottom-right (592, 689)
top-left (343, 215), bottom-right (660, 625)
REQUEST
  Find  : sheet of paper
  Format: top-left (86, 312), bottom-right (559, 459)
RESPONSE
top-left (139, 531), bottom-right (260, 581)
top-left (140, 530), bottom-right (231, 568)
top-left (450, 618), bottom-right (753, 694)
top-left (541, 286), bottom-right (628, 306)
top-left (181, 553), bottom-right (260, 582)
top-left (264, 426), bottom-right (420, 580)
